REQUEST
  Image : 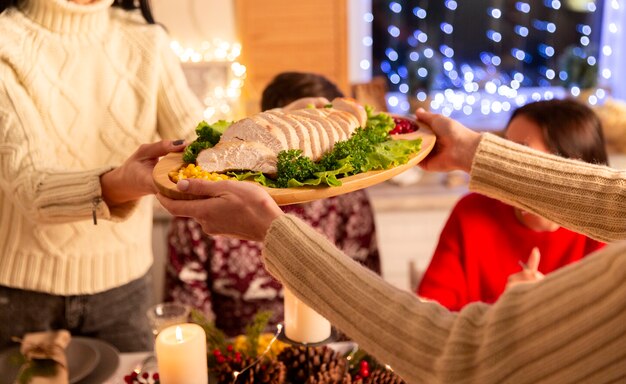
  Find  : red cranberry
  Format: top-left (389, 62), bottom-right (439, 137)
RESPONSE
top-left (390, 117), bottom-right (418, 135)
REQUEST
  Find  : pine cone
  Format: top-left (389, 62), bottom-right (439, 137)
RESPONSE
top-left (354, 368), bottom-right (405, 384)
top-left (213, 355), bottom-right (286, 384)
top-left (278, 346), bottom-right (351, 383)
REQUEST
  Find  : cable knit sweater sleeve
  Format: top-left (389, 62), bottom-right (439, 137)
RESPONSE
top-left (262, 134), bottom-right (626, 383)
top-left (0, 79), bottom-right (116, 224)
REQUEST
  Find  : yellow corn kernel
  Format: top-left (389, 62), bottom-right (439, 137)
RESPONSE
top-left (169, 164), bottom-right (230, 183)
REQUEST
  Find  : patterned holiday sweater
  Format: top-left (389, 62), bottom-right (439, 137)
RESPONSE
top-left (263, 133), bottom-right (626, 383)
top-left (166, 190), bottom-right (380, 337)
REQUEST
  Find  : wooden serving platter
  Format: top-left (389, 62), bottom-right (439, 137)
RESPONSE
top-left (153, 126), bottom-right (436, 206)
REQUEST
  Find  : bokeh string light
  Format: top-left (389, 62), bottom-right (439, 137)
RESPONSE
top-left (376, 0), bottom-right (612, 119)
top-left (170, 39), bottom-right (246, 122)
top-left (598, 0), bottom-right (622, 96)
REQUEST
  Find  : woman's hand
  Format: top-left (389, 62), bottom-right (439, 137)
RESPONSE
top-left (507, 247), bottom-right (545, 288)
top-left (101, 140), bottom-right (186, 206)
top-left (156, 179), bottom-right (284, 242)
top-left (415, 109), bottom-right (482, 173)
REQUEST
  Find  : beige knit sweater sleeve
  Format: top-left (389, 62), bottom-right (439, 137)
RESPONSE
top-left (263, 133), bottom-right (626, 383)
top-left (471, 133), bottom-right (626, 243)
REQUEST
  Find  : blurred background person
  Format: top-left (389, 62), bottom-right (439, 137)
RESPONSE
top-left (165, 71), bottom-right (381, 336)
top-left (418, 99), bottom-right (607, 311)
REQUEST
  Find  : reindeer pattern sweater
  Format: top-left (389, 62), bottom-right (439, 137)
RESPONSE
top-left (0, 0), bottom-right (202, 294)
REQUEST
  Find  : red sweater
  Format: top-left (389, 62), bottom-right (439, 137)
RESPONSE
top-left (417, 193), bottom-right (605, 311)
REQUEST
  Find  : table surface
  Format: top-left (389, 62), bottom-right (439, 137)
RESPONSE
top-left (104, 352), bottom-right (152, 384)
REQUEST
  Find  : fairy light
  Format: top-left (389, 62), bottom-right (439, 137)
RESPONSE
top-left (170, 39), bottom-right (245, 121)
top-left (442, 0), bottom-right (457, 78)
top-left (231, 324), bottom-right (283, 384)
top-left (540, 0), bottom-right (560, 84)
top-left (375, 0), bottom-right (606, 118)
top-left (598, 0), bottom-right (623, 98)
top-left (516, 2), bottom-right (531, 13)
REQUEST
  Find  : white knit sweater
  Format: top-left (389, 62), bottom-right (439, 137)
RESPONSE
top-left (0, 0), bottom-right (203, 295)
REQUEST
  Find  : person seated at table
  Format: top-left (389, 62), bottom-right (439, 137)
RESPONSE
top-left (164, 71), bottom-right (381, 336)
top-left (417, 99), bottom-right (608, 311)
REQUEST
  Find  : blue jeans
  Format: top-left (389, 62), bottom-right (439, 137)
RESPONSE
top-left (0, 272), bottom-right (153, 352)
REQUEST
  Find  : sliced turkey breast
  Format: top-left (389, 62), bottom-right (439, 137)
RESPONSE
top-left (296, 114), bottom-right (331, 157)
top-left (328, 109), bottom-right (360, 131)
top-left (264, 110), bottom-right (300, 149)
top-left (274, 111), bottom-right (321, 160)
top-left (196, 141), bottom-right (278, 174)
top-left (294, 109), bottom-right (347, 143)
top-left (317, 109), bottom-right (357, 139)
top-left (331, 97), bottom-right (367, 127)
top-left (196, 99), bottom-right (366, 175)
top-left (220, 117), bottom-right (289, 155)
top-left (316, 109), bottom-right (351, 141)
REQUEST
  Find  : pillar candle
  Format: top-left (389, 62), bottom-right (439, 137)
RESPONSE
top-left (155, 323), bottom-right (208, 384)
top-left (284, 288), bottom-right (331, 343)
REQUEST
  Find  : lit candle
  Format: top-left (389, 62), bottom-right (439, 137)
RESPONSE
top-left (155, 323), bottom-right (208, 384)
top-left (284, 288), bottom-right (331, 343)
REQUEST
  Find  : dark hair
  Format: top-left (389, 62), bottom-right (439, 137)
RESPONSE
top-left (0, 0), bottom-right (155, 24)
top-left (507, 98), bottom-right (608, 165)
top-left (261, 72), bottom-right (344, 111)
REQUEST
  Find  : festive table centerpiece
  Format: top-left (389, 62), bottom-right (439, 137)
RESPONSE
top-left (126, 310), bottom-right (405, 384)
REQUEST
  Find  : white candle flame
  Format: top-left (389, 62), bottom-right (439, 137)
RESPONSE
top-left (175, 326), bottom-right (183, 342)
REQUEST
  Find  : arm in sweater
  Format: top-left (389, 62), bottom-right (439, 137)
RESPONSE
top-left (471, 133), bottom-right (626, 243)
top-left (264, 134), bottom-right (626, 383)
top-left (0, 83), bottom-right (117, 224)
top-left (264, 215), bottom-right (626, 384)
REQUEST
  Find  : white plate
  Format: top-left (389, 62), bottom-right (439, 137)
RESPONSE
top-left (0, 336), bottom-right (100, 384)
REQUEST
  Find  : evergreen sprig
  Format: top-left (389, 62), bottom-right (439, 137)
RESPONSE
top-left (244, 310), bottom-right (273, 357)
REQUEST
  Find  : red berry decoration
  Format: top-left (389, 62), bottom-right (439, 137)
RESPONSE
top-left (226, 344), bottom-right (234, 352)
top-left (360, 360), bottom-right (371, 377)
top-left (390, 117), bottom-right (419, 135)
